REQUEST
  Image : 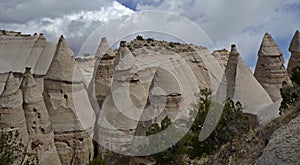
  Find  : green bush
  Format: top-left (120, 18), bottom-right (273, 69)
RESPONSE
top-left (280, 65), bottom-right (300, 114)
top-left (0, 130), bottom-right (37, 165)
top-left (145, 88), bottom-right (250, 164)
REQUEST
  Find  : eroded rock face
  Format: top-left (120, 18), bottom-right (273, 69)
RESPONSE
top-left (20, 68), bottom-right (61, 165)
top-left (92, 37), bottom-right (115, 109)
top-left (288, 30), bottom-right (300, 74)
top-left (96, 41), bottom-right (199, 161)
top-left (0, 72), bottom-right (28, 165)
top-left (255, 114), bottom-right (300, 165)
top-left (225, 45), bottom-right (275, 126)
top-left (44, 36), bottom-right (95, 165)
top-left (254, 33), bottom-right (291, 102)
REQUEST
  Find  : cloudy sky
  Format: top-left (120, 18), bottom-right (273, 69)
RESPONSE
top-left (1, 0), bottom-right (300, 69)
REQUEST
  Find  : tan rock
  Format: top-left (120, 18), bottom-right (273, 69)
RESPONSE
top-left (44, 35), bottom-right (83, 83)
top-left (287, 30), bottom-right (300, 74)
top-left (225, 45), bottom-right (275, 125)
top-left (0, 32), bottom-right (56, 76)
top-left (20, 68), bottom-right (61, 165)
top-left (44, 36), bottom-right (95, 165)
top-left (254, 33), bottom-right (291, 101)
top-left (0, 72), bottom-right (29, 165)
top-left (91, 37), bottom-right (116, 109)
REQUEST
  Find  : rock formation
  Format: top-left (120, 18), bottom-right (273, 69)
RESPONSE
top-left (255, 113), bottom-right (300, 164)
top-left (225, 45), bottom-right (275, 126)
top-left (95, 40), bottom-right (200, 161)
top-left (287, 30), bottom-right (300, 74)
top-left (254, 33), bottom-right (291, 102)
top-left (43, 36), bottom-right (95, 165)
top-left (0, 72), bottom-right (28, 164)
top-left (20, 68), bottom-right (61, 165)
top-left (92, 37), bottom-right (115, 109)
top-left (2, 30), bottom-right (296, 164)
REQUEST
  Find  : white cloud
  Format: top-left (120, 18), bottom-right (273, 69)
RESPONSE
top-left (136, 0), bottom-right (300, 67)
top-left (0, 1), bottom-right (134, 54)
top-left (1, 0), bottom-right (299, 67)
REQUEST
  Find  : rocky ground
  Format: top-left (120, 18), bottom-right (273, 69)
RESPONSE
top-left (198, 102), bottom-right (300, 165)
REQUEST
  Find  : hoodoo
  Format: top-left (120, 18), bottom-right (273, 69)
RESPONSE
top-left (287, 30), bottom-right (300, 74)
top-left (91, 37), bottom-right (115, 110)
top-left (44, 36), bottom-right (95, 165)
top-left (225, 45), bottom-right (275, 125)
top-left (20, 68), bottom-right (61, 165)
top-left (0, 72), bottom-right (29, 164)
top-left (254, 33), bottom-right (291, 102)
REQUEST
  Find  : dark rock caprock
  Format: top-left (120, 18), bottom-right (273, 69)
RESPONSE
top-left (254, 33), bottom-right (291, 102)
top-left (287, 30), bottom-right (300, 74)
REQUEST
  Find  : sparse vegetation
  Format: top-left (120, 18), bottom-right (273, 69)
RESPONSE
top-left (0, 130), bottom-right (37, 165)
top-left (87, 158), bottom-right (108, 165)
top-left (145, 88), bottom-right (250, 164)
top-left (280, 65), bottom-right (300, 114)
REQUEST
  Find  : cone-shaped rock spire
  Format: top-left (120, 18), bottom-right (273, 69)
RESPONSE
top-left (95, 37), bottom-right (114, 58)
top-left (91, 37), bottom-right (116, 109)
top-left (254, 33), bottom-right (291, 101)
top-left (287, 30), bottom-right (300, 74)
top-left (115, 41), bottom-right (135, 71)
top-left (225, 44), bottom-right (275, 126)
top-left (225, 44), bottom-right (239, 99)
top-left (0, 72), bottom-right (29, 165)
top-left (289, 30), bottom-right (300, 52)
top-left (20, 67), bottom-right (61, 165)
top-left (45, 35), bottom-right (83, 83)
top-left (1, 72), bottom-right (20, 97)
top-left (44, 36), bottom-right (95, 165)
top-left (21, 68), bottom-right (40, 104)
top-left (258, 33), bottom-right (282, 56)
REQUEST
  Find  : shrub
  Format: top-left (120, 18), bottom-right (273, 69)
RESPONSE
top-left (145, 88), bottom-right (250, 163)
top-left (280, 65), bottom-right (300, 114)
top-left (0, 130), bottom-right (37, 165)
top-left (136, 35), bottom-right (144, 40)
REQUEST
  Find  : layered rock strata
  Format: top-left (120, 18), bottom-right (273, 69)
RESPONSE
top-left (20, 68), bottom-right (61, 165)
top-left (287, 30), bottom-right (300, 74)
top-left (43, 36), bottom-right (95, 165)
top-left (254, 33), bottom-right (291, 102)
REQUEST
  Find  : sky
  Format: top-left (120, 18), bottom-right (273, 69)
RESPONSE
top-left (0, 0), bottom-right (300, 69)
